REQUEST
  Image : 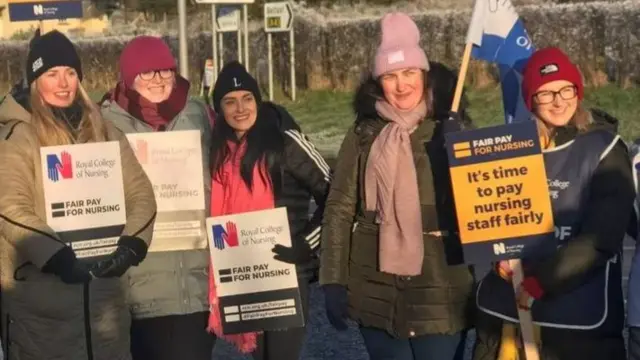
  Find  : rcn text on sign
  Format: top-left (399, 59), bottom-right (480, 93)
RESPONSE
top-left (126, 130), bottom-right (206, 253)
top-left (445, 121), bottom-right (555, 264)
top-left (40, 141), bottom-right (126, 261)
top-left (206, 207), bottom-right (304, 334)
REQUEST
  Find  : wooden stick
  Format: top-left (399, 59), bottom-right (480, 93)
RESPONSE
top-left (450, 42), bottom-right (473, 113)
top-left (509, 259), bottom-right (541, 360)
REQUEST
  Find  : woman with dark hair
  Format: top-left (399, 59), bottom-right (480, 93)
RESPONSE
top-left (319, 11), bottom-right (474, 360)
top-left (207, 61), bottom-right (331, 360)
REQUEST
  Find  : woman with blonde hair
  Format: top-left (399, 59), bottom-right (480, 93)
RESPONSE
top-left (0, 30), bottom-right (157, 360)
top-left (473, 47), bottom-right (633, 360)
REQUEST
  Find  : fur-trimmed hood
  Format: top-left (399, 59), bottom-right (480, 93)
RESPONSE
top-left (353, 61), bottom-right (473, 126)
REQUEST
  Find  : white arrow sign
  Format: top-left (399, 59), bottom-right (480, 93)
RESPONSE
top-left (264, 2), bottom-right (293, 33)
top-left (217, 7), bottom-right (239, 32)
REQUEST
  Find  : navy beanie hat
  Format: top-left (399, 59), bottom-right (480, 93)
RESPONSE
top-left (212, 61), bottom-right (261, 113)
top-left (26, 30), bottom-right (83, 85)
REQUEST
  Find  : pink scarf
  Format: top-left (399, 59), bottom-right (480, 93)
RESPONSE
top-left (208, 139), bottom-right (274, 353)
top-left (364, 100), bottom-right (427, 276)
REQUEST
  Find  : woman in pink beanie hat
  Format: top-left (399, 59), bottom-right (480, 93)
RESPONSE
top-left (100, 36), bottom-right (216, 360)
top-left (319, 11), bottom-right (473, 360)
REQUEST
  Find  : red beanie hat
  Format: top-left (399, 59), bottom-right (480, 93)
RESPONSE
top-left (119, 36), bottom-right (177, 88)
top-left (521, 47), bottom-right (583, 111)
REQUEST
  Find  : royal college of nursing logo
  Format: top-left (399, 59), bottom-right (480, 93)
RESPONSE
top-left (46, 151), bottom-right (73, 182)
top-left (132, 139), bottom-right (149, 165)
top-left (212, 221), bottom-right (239, 250)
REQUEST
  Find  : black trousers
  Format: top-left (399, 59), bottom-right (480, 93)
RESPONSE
top-left (251, 278), bottom-right (310, 360)
top-left (130, 311), bottom-right (216, 360)
top-left (473, 310), bottom-right (626, 360)
top-left (629, 327), bottom-right (640, 360)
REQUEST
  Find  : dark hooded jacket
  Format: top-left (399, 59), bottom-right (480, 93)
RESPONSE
top-left (473, 108), bottom-right (635, 360)
top-left (319, 62), bottom-right (475, 338)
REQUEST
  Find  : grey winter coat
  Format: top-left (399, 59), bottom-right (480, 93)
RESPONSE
top-left (100, 95), bottom-right (212, 320)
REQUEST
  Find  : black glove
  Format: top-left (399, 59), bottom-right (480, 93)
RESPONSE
top-left (272, 240), bottom-right (315, 265)
top-left (90, 236), bottom-right (147, 278)
top-left (323, 284), bottom-right (349, 331)
top-left (42, 246), bottom-right (92, 284)
top-left (443, 111), bottom-right (464, 134)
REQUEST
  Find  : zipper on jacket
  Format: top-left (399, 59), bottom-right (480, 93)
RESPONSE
top-left (352, 222), bottom-right (358, 233)
top-left (83, 283), bottom-right (94, 360)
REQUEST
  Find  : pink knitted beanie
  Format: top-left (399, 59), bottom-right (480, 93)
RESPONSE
top-left (373, 12), bottom-right (429, 77)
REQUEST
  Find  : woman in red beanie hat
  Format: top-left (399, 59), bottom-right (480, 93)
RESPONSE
top-left (100, 36), bottom-right (215, 360)
top-left (473, 46), bottom-right (635, 360)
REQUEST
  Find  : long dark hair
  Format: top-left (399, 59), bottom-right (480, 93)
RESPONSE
top-left (210, 102), bottom-right (285, 194)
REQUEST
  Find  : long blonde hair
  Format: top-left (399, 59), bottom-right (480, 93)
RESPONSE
top-left (29, 81), bottom-right (108, 147)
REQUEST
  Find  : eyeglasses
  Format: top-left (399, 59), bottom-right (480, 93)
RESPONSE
top-left (138, 69), bottom-right (174, 81)
top-left (533, 85), bottom-right (577, 105)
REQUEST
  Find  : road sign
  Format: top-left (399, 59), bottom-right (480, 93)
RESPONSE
top-left (217, 7), bottom-right (239, 32)
top-left (264, 2), bottom-right (293, 33)
top-left (8, 0), bottom-right (83, 22)
top-left (195, 0), bottom-right (254, 3)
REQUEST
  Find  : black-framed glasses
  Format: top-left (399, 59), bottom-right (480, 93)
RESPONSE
top-left (533, 85), bottom-right (577, 105)
top-left (138, 69), bottom-right (174, 81)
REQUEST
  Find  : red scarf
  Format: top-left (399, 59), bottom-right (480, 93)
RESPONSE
top-left (105, 76), bottom-right (190, 130)
top-left (208, 139), bottom-right (275, 354)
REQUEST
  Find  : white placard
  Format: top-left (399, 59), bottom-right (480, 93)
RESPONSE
top-left (126, 130), bottom-right (206, 252)
top-left (41, 141), bottom-right (126, 259)
top-left (206, 207), bottom-right (304, 334)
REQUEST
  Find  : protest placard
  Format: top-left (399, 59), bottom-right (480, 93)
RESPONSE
top-left (445, 121), bottom-right (555, 264)
top-left (41, 141), bottom-right (126, 260)
top-left (206, 207), bottom-right (304, 334)
top-left (127, 130), bottom-right (206, 252)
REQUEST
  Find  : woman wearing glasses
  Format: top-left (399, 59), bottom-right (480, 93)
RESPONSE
top-left (472, 47), bottom-right (634, 360)
top-left (101, 36), bottom-right (214, 360)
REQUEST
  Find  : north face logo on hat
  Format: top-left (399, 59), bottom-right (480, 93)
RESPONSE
top-left (32, 57), bottom-right (43, 73)
top-left (540, 63), bottom-right (559, 76)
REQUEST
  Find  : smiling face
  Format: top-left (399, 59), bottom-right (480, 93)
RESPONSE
top-left (220, 90), bottom-right (258, 138)
top-left (132, 69), bottom-right (175, 103)
top-left (36, 66), bottom-right (79, 108)
top-left (532, 80), bottom-right (579, 128)
top-left (379, 67), bottom-right (425, 111)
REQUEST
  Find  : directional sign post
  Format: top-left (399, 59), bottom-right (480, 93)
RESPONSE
top-left (264, 2), bottom-right (295, 101)
top-left (196, 0), bottom-right (254, 90)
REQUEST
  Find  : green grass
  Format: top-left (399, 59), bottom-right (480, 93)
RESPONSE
top-left (93, 85), bottom-right (640, 158)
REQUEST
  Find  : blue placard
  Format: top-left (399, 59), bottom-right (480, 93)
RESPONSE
top-left (9, 1), bottom-right (83, 22)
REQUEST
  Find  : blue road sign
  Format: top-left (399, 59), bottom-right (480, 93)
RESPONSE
top-left (8, 1), bottom-right (83, 22)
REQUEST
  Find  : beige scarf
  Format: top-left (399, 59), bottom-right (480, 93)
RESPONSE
top-left (364, 100), bottom-right (426, 276)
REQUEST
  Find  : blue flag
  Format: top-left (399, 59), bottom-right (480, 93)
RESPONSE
top-left (466, 0), bottom-right (534, 123)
